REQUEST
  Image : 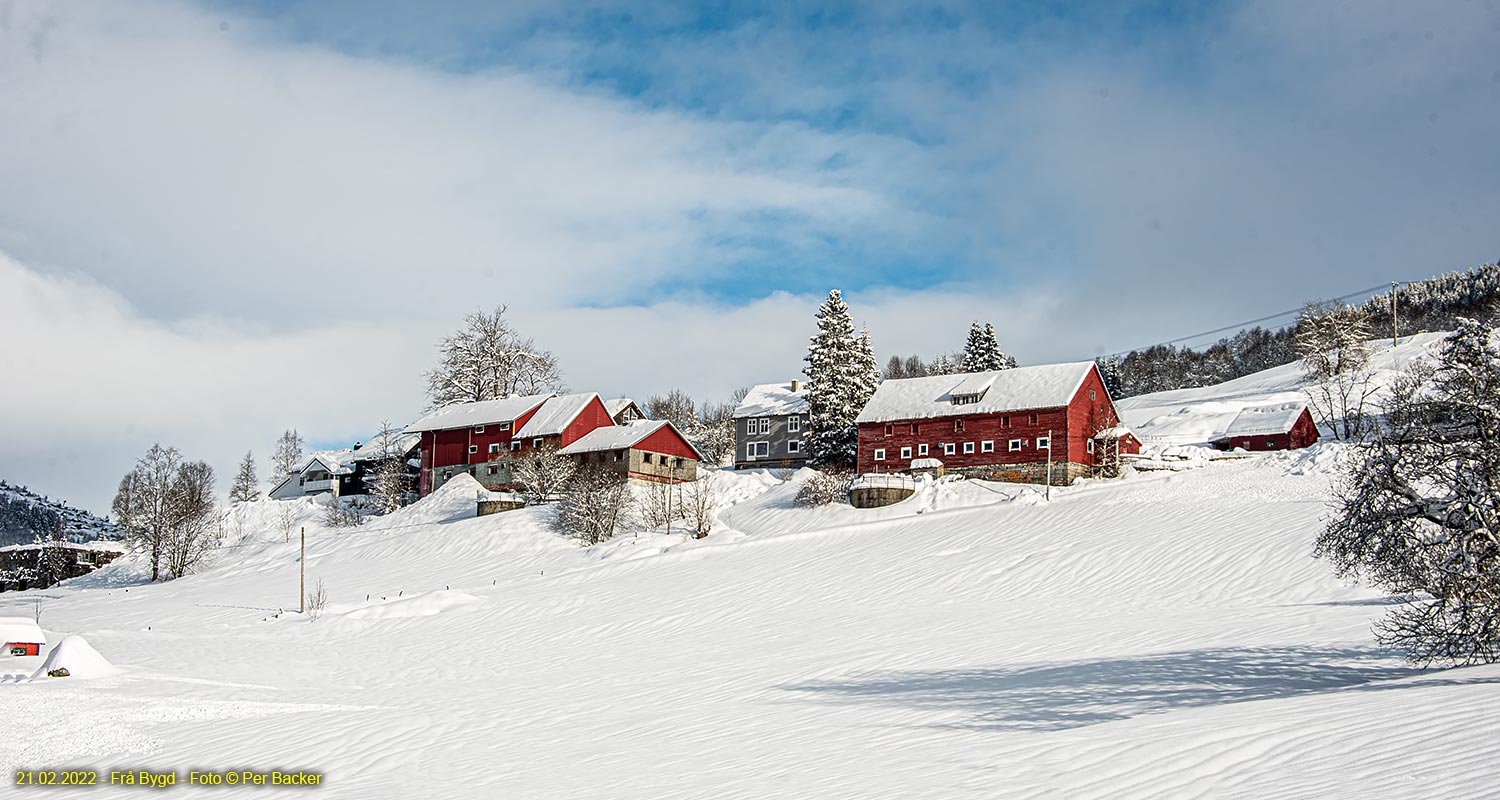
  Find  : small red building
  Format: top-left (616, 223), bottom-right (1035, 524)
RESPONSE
top-left (405, 392), bottom-right (617, 496)
top-left (1, 617), bottom-right (45, 656)
top-left (855, 362), bottom-right (1139, 485)
top-left (559, 420), bottom-right (704, 484)
top-left (1211, 403), bottom-right (1320, 451)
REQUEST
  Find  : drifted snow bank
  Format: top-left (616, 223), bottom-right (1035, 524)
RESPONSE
top-left (32, 635), bottom-right (116, 680)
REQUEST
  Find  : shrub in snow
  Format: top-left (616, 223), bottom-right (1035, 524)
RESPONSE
top-left (322, 498), bottom-right (361, 529)
top-left (1317, 319), bottom-right (1500, 665)
top-left (636, 479), bottom-right (683, 530)
top-left (513, 444), bottom-right (576, 504)
top-left (795, 469), bottom-right (852, 508)
top-left (554, 464), bottom-right (632, 545)
top-left (681, 473), bottom-right (719, 538)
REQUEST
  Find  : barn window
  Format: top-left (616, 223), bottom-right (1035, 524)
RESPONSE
top-left (511, 441), bottom-right (522, 451)
top-left (900, 447), bottom-right (912, 459)
top-left (498, 421), bottom-right (511, 431)
top-left (474, 425), bottom-right (485, 433)
top-left (673, 458), bottom-right (683, 469)
top-left (468, 445), bottom-right (478, 454)
top-left (912, 423), bottom-right (920, 435)
top-left (874, 448), bottom-right (886, 461)
top-left (787, 440), bottom-right (801, 454)
top-left (981, 440), bottom-right (995, 453)
top-left (963, 442), bottom-right (975, 454)
top-left (943, 443), bottom-right (956, 456)
top-left (489, 443), bottom-right (500, 454)
top-left (533, 438), bottom-right (544, 448)
top-left (788, 416), bottom-right (801, 432)
top-left (615, 450), bottom-right (625, 461)
top-left (1087, 439), bottom-right (1095, 454)
top-left (917, 443), bottom-right (929, 456)
top-left (1089, 390), bottom-right (1096, 401)
top-left (1029, 414), bottom-right (1038, 425)
top-left (885, 424), bottom-right (894, 435)
top-left (1001, 416), bottom-right (1010, 427)
top-left (1037, 435), bottom-right (1050, 450)
top-left (954, 419), bottom-right (965, 432)
top-left (487, 465), bottom-right (498, 475)
top-left (1009, 439), bottom-right (1023, 451)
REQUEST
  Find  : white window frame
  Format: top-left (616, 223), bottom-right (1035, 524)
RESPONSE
top-left (511, 441), bottom-right (522, 451)
top-left (760, 418), bottom-right (772, 435)
top-left (917, 443), bottom-right (929, 456)
top-left (873, 448), bottom-right (886, 461)
top-left (1009, 439), bottom-right (1023, 451)
top-left (489, 443), bottom-right (500, 454)
top-left (787, 439), bottom-right (801, 454)
top-left (963, 442), bottom-right (975, 454)
top-left (467, 445), bottom-right (478, 455)
top-left (1037, 435), bottom-right (1051, 450)
top-left (900, 446), bottom-right (912, 460)
top-left (981, 440), bottom-right (995, 453)
top-left (474, 425), bottom-right (485, 433)
top-left (1087, 439), bottom-right (1095, 454)
top-left (787, 416), bottom-right (801, 433)
top-left (942, 443), bottom-right (956, 456)
top-left (533, 438), bottom-right (544, 448)
top-left (498, 421), bottom-right (512, 431)
top-left (746, 441), bottom-right (769, 460)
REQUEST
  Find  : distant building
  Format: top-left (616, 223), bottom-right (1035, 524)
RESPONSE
top-left (604, 398), bottom-right (647, 425)
top-left (733, 380), bottom-right (810, 469)
top-left (855, 362), bottom-right (1138, 485)
top-left (0, 616), bottom-right (45, 656)
top-left (1211, 403), bottom-right (1320, 451)
top-left (267, 428), bottom-right (420, 502)
top-left (558, 420), bottom-right (703, 484)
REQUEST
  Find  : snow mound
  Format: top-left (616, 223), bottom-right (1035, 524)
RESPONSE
top-left (31, 635), bottom-right (116, 680)
top-left (344, 590), bottom-right (482, 621)
top-left (366, 473), bottom-right (489, 529)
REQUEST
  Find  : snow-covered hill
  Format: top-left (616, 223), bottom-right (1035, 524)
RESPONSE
top-left (4, 344), bottom-right (1499, 797)
top-left (0, 480), bottom-right (122, 547)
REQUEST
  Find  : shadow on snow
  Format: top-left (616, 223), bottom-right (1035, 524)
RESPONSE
top-left (782, 646), bottom-right (1493, 732)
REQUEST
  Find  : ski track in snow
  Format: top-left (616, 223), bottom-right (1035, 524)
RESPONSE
top-left (5, 343), bottom-right (1500, 797)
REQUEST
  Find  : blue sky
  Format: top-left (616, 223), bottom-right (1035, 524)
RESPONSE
top-left (2, 0), bottom-right (1498, 510)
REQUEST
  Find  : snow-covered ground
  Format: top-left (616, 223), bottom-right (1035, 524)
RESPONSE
top-left (6, 345), bottom-right (1499, 797)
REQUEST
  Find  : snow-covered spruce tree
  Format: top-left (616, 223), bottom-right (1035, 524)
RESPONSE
top-left (1297, 301), bottom-right (1378, 441)
top-left (803, 291), bottom-right (878, 469)
top-left (1316, 319), bottom-right (1500, 665)
top-left (271, 429), bottom-right (304, 479)
top-left (961, 321), bottom-right (1015, 372)
top-left (34, 519), bottom-right (72, 588)
top-left (229, 451), bottom-right (259, 504)
top-left (425, 305), bottom-right (564, 409)
top-left (554, 462), bottom-right (632, 545)
top-left (927, 352), bottom-right (961, 376)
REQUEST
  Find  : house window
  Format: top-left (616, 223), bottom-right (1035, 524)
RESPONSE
top-left (787, 440), bottom-right (801, 454)
top-left (917, 443), bottom-right (929, 456)
top-left (788, 416), bottom-right (801, 433)
top-left (760, 418), bottom-right (772, 435)
top-left (963, 442), bottom-right (975, 454)
top-left (474, 425), bottom-right (485, 433)
top-left (747, 442), bottom-right (769, 459)
top-left (1037, 435), bottom-right (1050, 450)
top-left (954, 419), bottom-right (965, 432)
top-left (900, 446), bottom-right (912, 459)
top-left (981, 440), bottom-right (995, 453)
top-left (943, 443), bottom-right (956, 456)
top-left (874, 448), bottom-right (886, 461)
top-left (468, 445), bottom-right (478, 454)
top-left (511, 441), bottom-right (522, 451)
top-left (1009, 439), bottom-right (1023, 451)
top-left (1029, 414), bottom-right (1038, 425)
top-left (643, 453), bottom-right (653, 465)
top-left (1087, 439), bottom-right (1095, 454)
top-left (489, 443), bottom-right (500, 454)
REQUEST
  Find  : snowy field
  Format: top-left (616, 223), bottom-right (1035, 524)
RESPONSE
top-left (6, 347), bottom-right (1500, 797)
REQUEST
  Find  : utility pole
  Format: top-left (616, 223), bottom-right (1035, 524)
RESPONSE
top-left (299, 527), bottom-right (305, 614)
top-left (1391, 281), bottom-right (1400, 347)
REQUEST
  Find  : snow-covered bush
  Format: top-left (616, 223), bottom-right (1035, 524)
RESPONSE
top-left (681, 473), bottom-right (719, 538)
top-left (795, 469), bottom-right (852, 508)
top-left (322, 498), bottom-right (361, 529)
top-left (554, 464), bottom-right (633, 545)
top-left (512, 444), bottom-right (575, 504)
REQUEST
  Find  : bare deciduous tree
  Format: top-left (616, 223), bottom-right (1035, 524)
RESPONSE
top-left (271, 430), bottom-right (304, 479)
top-left (682, 473), bottom-right (719, 538)
top-left (112, 445), bottom-right (220, 581)
top-left (425, 306), bottom-right (564, 409)
top-left (305, 578), bottom-right (329, 622)
top-left (1297, 301), bottom-right (1378, 440)
top-left (554, 463), bottom-right (633, 545)
top-left (512, 443), bottom-right (575, 504)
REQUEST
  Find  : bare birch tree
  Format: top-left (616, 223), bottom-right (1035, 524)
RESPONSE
top-left (425, 306), bottom-right (564, 409)
top-left (1297, 301), bottom-right (1378, 440)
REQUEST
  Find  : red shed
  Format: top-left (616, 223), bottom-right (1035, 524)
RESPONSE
top-left (559, 420), bottom-right (704, 484)
top-left (1211, 403), bottom-right (1320, 451)
top-left (1, 617), bottom-right (45, 657)
top-left (854, 362), bottom-right (1139, 485)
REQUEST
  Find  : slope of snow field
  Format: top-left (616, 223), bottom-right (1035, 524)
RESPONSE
top-left (4, 426), bottom-right (1500, 796)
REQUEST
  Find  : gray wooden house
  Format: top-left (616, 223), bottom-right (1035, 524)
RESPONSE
top-left (733, 380), bottom-right (811, 470)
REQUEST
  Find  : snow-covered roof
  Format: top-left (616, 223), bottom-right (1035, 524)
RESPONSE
top-left (855, 363), bottom-right (1096, 424)
top-left (734, 382), bottom-right (809, 418)
top-left (558, 420), bottom-right (667, 454)
top-left (1094, 424), bottom-right (1138, 440)
top-left (403, 394), bottom-right (555, 434)
top-left (1215, 403), bottom-right (1309, 439)
top-left (0, 616), bottom-right (45, 645)
top-left (516, 392), bottom-right (600, 438)
top-left (350, 429), bottom-right (421, 462)
top-left (294, 451), bottom-right (354, 476)
top-left (910, 457), bottom-right (944, 469)
top-left (604, 398), bottom-right (642, 418)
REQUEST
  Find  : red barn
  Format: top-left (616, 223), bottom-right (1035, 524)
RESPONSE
top-left (854, 362), bottom-right (1139, 485)
top-left (1211, 403), bottom-right (1320, 451)
top-left (405, 392), bottom-right (616, 496)
top-left (559, 420), bottom-right (704, 484)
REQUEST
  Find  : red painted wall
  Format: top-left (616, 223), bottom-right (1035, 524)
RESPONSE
top-left (1219, 409), bottom-right (1320, 451)
top-left (856, 365), bottom-right (1129, 474)
top-left (635, 424), bottom-right (702, 461)
top-left (7, 642), bottom-right (40, 656)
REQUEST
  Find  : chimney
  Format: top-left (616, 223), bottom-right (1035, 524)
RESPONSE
top-left (791, 379), bottom-right (800, 392)
top-left (353, 442), bottom-right (362, 451)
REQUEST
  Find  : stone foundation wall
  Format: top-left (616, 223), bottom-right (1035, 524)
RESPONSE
top-left (950, 460), bottom-right (1092, 486)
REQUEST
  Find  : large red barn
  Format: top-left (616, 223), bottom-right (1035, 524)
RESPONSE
top-left (854, 362), bottom-right (1139, 485)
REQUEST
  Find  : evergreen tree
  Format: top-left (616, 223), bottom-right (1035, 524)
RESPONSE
top-left (960, 321), bottom-right (1013, 372)
top-left (229, 451), bottom-right (259, 504)
top-left (803, 290), bottom-right (875, 469)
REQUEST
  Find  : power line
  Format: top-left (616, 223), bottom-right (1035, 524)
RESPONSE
top-left (1101, 281), bottom-right (1407, 359)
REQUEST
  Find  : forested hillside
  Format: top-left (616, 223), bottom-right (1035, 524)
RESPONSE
top-left (0, 480), bottom-right (122, 547)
